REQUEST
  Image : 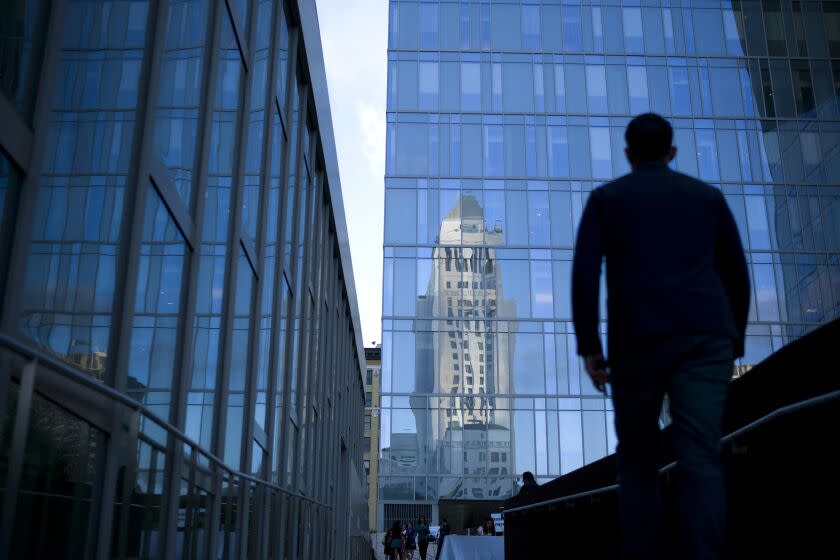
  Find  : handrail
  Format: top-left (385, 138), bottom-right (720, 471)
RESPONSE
top-left (503, 388), bottom-right (840, 515)
top-left (0, 331), bottom-right (331, 509)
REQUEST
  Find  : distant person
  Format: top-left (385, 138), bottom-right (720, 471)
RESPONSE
top-left (435, 517), bottom-right (450, 560)
top-left (518, 471), bottom-right (539, 496)
top-left (403, 522), bottom-right (416, 560)
top-left (389, 520), bottom-right (404, 560)
top-left (416, 515), bottom-right (431, 560)
top-left (480, 518), bottom-right (496, 536)
top-left (383, 527), bottom-right (393, 559)
top-left (572, 113), bottom-right (750, 560)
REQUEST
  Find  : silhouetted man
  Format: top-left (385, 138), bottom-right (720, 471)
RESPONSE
top-left (518, 471), bottom-right (539, 496)
top-left (572, 113), bottom-right (750, 560)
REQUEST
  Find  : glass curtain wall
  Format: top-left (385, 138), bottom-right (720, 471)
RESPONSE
top-left (0, 1), bottom-right (368, 559)
top-left (381, 0), bottom-right (840, 521)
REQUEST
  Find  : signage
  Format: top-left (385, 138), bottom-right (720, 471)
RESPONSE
top-left (491, 512), bottom-right (504, 534)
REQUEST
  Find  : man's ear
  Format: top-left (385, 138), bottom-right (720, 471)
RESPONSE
top-left (666, 146), bottom-right (677, 163)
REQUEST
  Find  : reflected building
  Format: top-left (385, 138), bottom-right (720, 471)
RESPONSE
top-left (381, 0), bottom-right (840, 528)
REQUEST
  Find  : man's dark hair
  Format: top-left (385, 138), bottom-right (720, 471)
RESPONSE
top-left (522, 471), bottom-right (535, 482)
top-left (625, 113), bottom-right (673, 162)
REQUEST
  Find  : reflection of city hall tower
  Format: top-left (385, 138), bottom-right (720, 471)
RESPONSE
top-left (416, 195), bottom-right (513, 500)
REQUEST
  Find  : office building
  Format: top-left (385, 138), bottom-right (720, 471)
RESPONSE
top-left (0, 0), bottom-right (369, 558)
top-left (381, 0), bottom-right (840, 527)
top-left (364, 345), bottom-right (382, 532)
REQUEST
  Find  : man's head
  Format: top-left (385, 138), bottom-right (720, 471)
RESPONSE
top-left (624, 113), bottom-right (677, 169)
top-left (522, 471), bottom-right (535, 483)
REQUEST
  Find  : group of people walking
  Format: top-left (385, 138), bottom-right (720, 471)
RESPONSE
top-left (383, 516), bottom-right (437, 560)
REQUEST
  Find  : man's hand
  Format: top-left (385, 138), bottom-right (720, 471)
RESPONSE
top-left (584, 354), bottom-right (610, 394)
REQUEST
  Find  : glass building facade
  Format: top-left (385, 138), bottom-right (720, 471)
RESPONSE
top-left (380, 0), bottom-right (840, 526)
top-left (0, 1), bottom-right (369, 558)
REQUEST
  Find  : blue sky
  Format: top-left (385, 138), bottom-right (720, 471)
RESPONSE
top-left (316, 0), bottom-right (388, 346)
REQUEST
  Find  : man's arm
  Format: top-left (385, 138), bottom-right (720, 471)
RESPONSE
top-left (715, 191), bottom-right (751, 358)
top-left (572, 189), bottom-right (606, 371)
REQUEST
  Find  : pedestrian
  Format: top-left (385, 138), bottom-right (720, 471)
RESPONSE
top-left (415, 515), bottom-right (430, 560)
top-left (517, 471), bottom-right (539, 496)
top-left (403, 522), bottom-right (416, 560)
top-left (572, 113), bottom-right (750, 560)
top-left (389, 520), bottom-right (404, 560)
top-left (383, 527), bottom-right (393, 559)
top-left (435, 517), bottom-right (450, 560)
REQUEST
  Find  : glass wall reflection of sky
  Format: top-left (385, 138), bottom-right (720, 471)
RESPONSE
top-left (381, 0), bottom-right (840, 509)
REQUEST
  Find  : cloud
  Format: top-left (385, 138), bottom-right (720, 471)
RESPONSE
top-left (358, 102), bottom-right (385, 175)
top-left (316, 0), bottom-right (387, 344)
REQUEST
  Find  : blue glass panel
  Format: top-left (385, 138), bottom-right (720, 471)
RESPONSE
top-left (419, 61), bottom-right (438, 110)
top-left (693, 9), bottom-right (725, 55)
top-left (562, 5), bottom-right (582, 52)
top-left (530, 260), bottom-right (553, 317)
top-left (484, 125), bottom-right (503, 177)
top-left (461, 62), bottom-right (480, 111)
top-left (19, 0), bottom-right (149, 376)
top-left (395, 122), bottom-right (428, 175)
top-left (586, 65), bottom-right (608, 114)
top-left (627, 66), bottom-right (649, 114)
top-left (503, 63), bottom-right (534, 112)
top-left (547, 126), bottom-right (569, 179)
top-left (590, 128), bottom-right (612, 180)
top-left (419, 3), bottom-right (438, 49)
top-left (491, 4), bottom-right (520, 50)
top-left (607, 65), bottom-right (629, 114)
top-left (397, 60), bottom-right (418, 110)
top-left (622, 8), bottom-right (643, 53)
top-left (127, 184), bottom-right (186, 423)
top-left (505, 191), bottom-right (528, 245)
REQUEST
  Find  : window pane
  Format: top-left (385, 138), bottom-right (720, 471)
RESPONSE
top-left (397, 61), bottom-right (418, 110)
top-left (586, 65), bottom-right (608, 114)
top-left (590, 128), bottom-right (612, 179)
top-left (563, 5), bottom-right (582, 52)
top-left (19, 0), bottom-right (150, 375)
top-left (669, 66), bottom-right (691, 116)
top-left (622, 8), bottom-right (643, 53)
top-left (503, 63), bottom-right (534, 113)
top-left (492, 4), bottom-right (521, 50)
top-left (127, 184), bottom-right (186, 422)
top-left (548, 126), bottom-right (569, 178)
top-left (484, 125), bottom-right (503, 177)
top-left (709, 67), bottom-right (743, 116)
top-left (693, 9), bottom-right (725, 55)
top-left (505, 191), bottom-right (528, 245)
top-left (385, 189), bottom-right (417, 244)
top-left (395, 122), bottom-right (428, 175)
top-left (498, 259), bottom-right (530, 317)
top-left (528, 191), bottom-right (550, 246)
top-left (512, 333), bottom-right (544, 392)
top-left (531, 260), bottom-right (553, 318)
top-left (419, 61), bottom-right (438, 111)
top-left (565, 65), bottom-right (586, 113)
top-left (607, 65), bottom-right (629, 114)
top-left (628, 66), bottom-right (649, 114)
top-left (419, 3), bottom-right (438, 49)
top-left (461, 62), bottom-right (480, 111)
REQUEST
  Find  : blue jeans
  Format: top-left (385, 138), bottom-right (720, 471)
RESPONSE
top-left (611, 335), bottom-right (733, 560)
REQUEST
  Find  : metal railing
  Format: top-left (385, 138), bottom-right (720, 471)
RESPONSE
top-left (503, 388), bottom-right (840, 515)
top-left (0, 331), bottom-right (332, 558)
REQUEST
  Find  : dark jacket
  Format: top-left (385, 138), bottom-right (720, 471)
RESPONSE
top-left (518, 480), bottom-right (539, 496)
top-left (572, 162), bottom-right (750, 361)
